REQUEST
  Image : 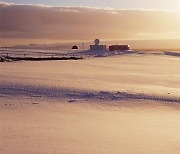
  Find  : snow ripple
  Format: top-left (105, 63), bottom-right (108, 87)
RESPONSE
top-left (0, 83), bottom-right (179, 103)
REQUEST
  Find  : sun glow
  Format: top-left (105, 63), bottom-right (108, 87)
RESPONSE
top-left (158, 0), bottom-right (180, 12)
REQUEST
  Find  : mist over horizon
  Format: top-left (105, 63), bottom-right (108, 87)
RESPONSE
top-left (1, 39), bottom-right (180, 51)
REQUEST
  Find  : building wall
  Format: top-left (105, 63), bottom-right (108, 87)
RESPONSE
top-left (90, 45), bottom-right (106, 50)
top-left (109, 45), bottom-right (130, 51)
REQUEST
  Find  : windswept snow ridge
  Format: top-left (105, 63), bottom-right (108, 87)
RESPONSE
top-left (0, 83), bottom-right (179, 103)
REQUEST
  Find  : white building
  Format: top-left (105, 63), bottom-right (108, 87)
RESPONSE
top-left (90, 39), bottom-right (106, 51)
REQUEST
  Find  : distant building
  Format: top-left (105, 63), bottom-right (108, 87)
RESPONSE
top-left (72, 45), bottom-right (79, 50)
top-left (109, 45), bottom-right (131, 51)
top-left (90, 39), bottom-right (106, 51)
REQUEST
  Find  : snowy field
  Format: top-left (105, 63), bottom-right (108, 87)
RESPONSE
top-left (0, 51), bottom-right (180, 153)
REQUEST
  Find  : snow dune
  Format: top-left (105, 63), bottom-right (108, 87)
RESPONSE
top-left (0, 82), bottom-right (179, 103)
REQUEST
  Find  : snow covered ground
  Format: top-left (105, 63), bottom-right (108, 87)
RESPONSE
top-left (0, 51), bottom-right (180, 153)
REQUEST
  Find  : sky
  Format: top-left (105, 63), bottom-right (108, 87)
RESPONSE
top-left (2, 0), bottom-right (180, 12)
top-left (1, 0), bottom-right (180, 47)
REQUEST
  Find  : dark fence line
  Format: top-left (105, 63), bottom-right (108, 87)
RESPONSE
top-left (6, 56), bottom-right (82, 61)
top-left (0, 52), bottom-right (83, 62)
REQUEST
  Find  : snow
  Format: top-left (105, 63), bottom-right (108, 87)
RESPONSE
top-left (0, 51), bottom-right (180, 154)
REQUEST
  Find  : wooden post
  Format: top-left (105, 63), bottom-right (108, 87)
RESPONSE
top-left (82, 43), bottom-right (84, 50)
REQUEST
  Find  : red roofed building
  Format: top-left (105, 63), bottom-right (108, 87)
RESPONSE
top-left (109, 45), bottom-right (131, 51)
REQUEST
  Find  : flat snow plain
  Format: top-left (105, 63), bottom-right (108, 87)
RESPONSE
top-left (0, 52), bottom-right (180, 154)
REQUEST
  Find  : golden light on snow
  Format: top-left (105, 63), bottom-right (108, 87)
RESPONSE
top-left (0, 53), bottom-right (180, 153)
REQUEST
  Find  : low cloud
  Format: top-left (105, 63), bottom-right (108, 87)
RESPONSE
top-left (1, 2), bottom-right (180, 43)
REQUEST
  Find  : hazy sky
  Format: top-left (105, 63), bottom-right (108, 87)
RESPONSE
top-left (2, 0), bottom-right (180, 12)
top-left (1, 1), bottom-right (180, 46)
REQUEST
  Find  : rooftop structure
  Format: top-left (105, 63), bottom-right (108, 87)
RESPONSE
top-left (72, 45), bottom-right (79, 50)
